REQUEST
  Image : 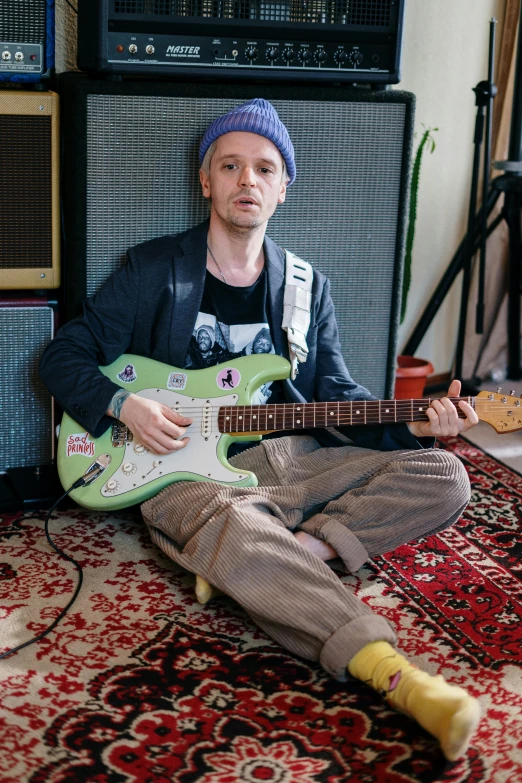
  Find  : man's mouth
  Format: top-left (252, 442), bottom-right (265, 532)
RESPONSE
top-left (234, 196), bottom-right (258, 206)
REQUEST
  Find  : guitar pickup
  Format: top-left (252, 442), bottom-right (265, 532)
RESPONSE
top-left (111, 421), bottom-right (134, 448)
top-left (202, 401), bottom-right (212, 438)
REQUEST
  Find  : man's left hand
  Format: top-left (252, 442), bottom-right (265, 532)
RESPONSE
top-left (407, 379), bottom-right (479, 439)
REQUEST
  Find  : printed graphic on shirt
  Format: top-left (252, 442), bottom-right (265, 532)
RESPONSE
top-left (185, 312), bottom-right (275, 404)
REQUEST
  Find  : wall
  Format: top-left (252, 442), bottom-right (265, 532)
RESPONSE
top-left (398, 0), bottom-right (506, 373)
top-left (54, 0), bottom-right (506, 376)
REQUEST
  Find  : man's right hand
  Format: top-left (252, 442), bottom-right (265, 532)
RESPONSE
top-left (116, 394), bottom-right (192, 454)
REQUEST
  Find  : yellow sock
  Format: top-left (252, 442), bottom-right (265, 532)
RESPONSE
top-left (348, 641), bottom-right (481, 761)
top-left (195, 574), bottom-right (223, 605)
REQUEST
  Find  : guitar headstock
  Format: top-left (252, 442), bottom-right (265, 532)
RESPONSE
top-left (476, 389), bottom-right (522, 433)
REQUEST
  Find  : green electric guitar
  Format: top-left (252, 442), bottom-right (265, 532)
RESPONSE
top-left (57, 353), bottom-right (522, 510)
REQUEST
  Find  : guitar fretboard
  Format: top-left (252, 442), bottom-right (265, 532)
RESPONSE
top-left (218, 397), bottom-right (474, 433)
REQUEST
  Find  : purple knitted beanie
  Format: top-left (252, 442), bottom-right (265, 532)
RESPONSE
top-left (199, 99), bottom-right (296, 185)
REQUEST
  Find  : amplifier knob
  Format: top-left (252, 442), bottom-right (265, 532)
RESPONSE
top-left (129, 44), bottom-right (138, 54)
top-left (266, 47), bottom-right (278, 60)
top-left (349, 49), bottom-right (363, 65)
top-left (315, 49), bottom-right (327, 63)
top-left (334, 49), bottom-right (348, 64)
top-left (14, 51), bottom-right (24, 62)
top-left (2, 51), bottom-right (11, 61)
top-left (282, 47), bottom-right (294, 62)
top-left (145, 45), bottom-right (155, 54)
top-left (297, 49), bottom-right (311, 62)
top-left (245, 46), bottom-right (258, 60)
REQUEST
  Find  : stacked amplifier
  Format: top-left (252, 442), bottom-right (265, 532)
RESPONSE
top-left (78, 0), bottom-right (405, 85)
top-left (0, 0), bottom-right (58, 487)
top-left (0, 0), bottom-right (55, 83)
top-left (0, 0), bottom-right (411, 503)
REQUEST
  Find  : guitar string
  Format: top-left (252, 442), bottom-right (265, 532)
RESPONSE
top-left (113, 400), bottom-right (519, 436)
top-left (117, 401), bottom-right (518, 425)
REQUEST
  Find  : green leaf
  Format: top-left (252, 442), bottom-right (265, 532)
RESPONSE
top-left (400, 127), bottom-right (438, 324)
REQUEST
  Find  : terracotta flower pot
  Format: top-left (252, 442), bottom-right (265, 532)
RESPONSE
top-left (394, 355), bottom-right (434, 399)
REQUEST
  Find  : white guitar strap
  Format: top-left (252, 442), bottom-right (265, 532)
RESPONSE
top-left (282, 249), bottom-right (313, 380)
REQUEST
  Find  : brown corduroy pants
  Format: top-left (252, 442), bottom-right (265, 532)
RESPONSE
top-left (141, 435), bottom-right (470, 680)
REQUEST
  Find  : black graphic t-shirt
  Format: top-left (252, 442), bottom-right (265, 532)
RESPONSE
top-left (184, 269), bottom-right (284, 405)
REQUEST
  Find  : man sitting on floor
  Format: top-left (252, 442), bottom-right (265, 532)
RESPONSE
top-left (40, 98), bottom-right (481, 761)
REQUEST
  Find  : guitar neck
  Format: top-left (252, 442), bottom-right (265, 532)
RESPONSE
top-left (218, 397), bottom-right (475, 433)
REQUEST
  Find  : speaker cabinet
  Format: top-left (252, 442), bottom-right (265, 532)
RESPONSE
top-left (0, 0), bottom-right (55, 83)
top-left (59, 73), bottom-right (414, 398)
top-left (0, 91), bottom-right (60, 290)
top-left (0, 299), bottom-right (55, 471)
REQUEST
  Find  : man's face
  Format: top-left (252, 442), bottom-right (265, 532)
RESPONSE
top-left (253, 335), bottom-right (271, 353)
top-left (199, 131), bottom-right (287, 232)
top-left (197, 329), bottom-right (212, 352)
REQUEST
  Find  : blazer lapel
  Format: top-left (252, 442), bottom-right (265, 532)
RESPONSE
top-left (168, 220), bottom-right (209, 366)
top-left (265, 234), bottom-right (289, 360)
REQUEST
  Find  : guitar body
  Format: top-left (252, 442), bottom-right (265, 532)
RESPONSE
top-left (57, 353), bottom-right (291, 511)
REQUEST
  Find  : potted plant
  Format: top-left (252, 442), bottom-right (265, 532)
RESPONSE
top-left (395, 126), bottom-right (438, 399)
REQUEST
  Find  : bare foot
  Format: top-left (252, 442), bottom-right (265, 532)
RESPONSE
top-left (294, 530), bottom-right (339, 561)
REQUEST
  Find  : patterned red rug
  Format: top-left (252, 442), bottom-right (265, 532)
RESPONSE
top-left (1, 436), bottom-right (521, 783)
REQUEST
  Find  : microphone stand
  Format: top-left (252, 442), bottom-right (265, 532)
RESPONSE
top-left (403, 16), bottom-right (522, 389)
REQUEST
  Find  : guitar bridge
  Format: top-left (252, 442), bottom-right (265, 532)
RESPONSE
top-left (111, 421), bottom-right (133, 448)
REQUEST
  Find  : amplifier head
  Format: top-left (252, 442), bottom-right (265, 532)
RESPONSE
top-left (0, 0), bottom-right (55, 82)
top-left (78, 0), bottom-right (405, 85)
top-left (0, 91), bottom-right (60, 290)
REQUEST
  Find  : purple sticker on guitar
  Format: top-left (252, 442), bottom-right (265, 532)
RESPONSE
top-left (216, 367), bottom-right (241, 390)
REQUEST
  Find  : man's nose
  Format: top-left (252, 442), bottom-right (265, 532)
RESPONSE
top-left (239, 166), bottom-right (256, 187)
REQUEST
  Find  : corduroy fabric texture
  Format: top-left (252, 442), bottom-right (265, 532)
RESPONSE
top-left (141, 435), bottom-right (471, 679)
top-left (199, 98), bottom-right (296, 184)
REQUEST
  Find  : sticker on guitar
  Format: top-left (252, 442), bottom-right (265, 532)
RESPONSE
top-left (66, 432), bottom-right (95, 458)
top-left (217, 367), bottom-right (241, 389)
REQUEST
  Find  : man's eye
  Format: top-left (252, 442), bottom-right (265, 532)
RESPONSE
top-left (224, 163), bottom-right (236, 170)
top-left (260, 168), bottom-right (273, 174)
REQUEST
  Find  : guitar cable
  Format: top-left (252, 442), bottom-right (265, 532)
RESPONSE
top-left (0, 461), bottom-right (108, 661)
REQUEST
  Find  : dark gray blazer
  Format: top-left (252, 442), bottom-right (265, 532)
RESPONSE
top-left (40, 220), bottom-right (427, 451)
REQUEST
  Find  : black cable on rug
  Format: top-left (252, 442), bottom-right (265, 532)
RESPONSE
top-left (0, 469), bottom-right (97, 661)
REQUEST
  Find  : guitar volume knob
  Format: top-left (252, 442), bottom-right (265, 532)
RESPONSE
top-left (122, 462), bottom-right (137, 475)
top-left (134, 443), bottom-right (149, 455)
top-left (105, 478), bottom-right (120, 493)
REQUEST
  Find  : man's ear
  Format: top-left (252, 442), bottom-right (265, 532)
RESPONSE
top-left (277, 179), bottom-right (287, 205)
top-left (199, 168), bottom-right (211, 199)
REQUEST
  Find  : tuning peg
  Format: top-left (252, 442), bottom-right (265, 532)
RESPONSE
top-left (510, 389), bottom-right (516, 396)
top-left (497, 387), bottom-right (502, 393)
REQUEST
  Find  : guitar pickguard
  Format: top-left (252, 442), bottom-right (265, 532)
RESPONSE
top-left (100, 388), bottom-right (244, 499)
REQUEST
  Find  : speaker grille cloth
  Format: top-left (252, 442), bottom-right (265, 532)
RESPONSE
top-left (111, 0), bottom-right (393, 25)
top-left (0, 307), bottom-right (53, 470)
top-left (0, 0), bottom-right (46, 43)
top-left (0, 115), bottom-right (52, 269)
top-left (86, 96), bottom-right (405, 397)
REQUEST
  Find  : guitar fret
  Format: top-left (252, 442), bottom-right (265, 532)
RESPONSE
top-left (220, 394), bottom-right (479, 434)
